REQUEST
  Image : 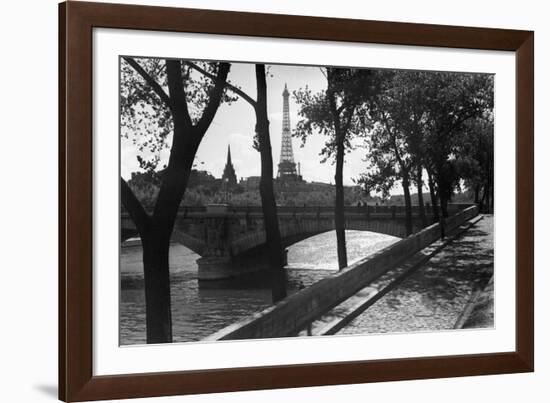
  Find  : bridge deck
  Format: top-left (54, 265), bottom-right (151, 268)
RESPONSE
top-left (121, 203), bottom-right (472, 220)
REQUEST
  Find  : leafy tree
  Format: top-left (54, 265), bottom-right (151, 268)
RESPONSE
top-left (121, 57), bottom-right (231, 343)
top-left (422, 72), bottom-right (494, 217)
top-left (398, 72), bottom-right (431, 226)
top-left (358, 70), bottom-right (493, 231)
top-left (455, 113), bottom-right (494, 212)
top-left (294, 68), bottom-right (377, 269)
top-left (360, 70), bottom-right (428, 235)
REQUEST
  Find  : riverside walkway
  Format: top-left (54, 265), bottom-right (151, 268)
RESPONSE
top-left (335, 215), bottom-right (494, 335)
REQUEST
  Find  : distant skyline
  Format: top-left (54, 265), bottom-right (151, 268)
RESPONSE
top-left (121, 61), bottom-right (369, 187)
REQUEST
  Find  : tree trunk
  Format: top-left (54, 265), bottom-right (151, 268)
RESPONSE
top-left (138, 112), bottom-right (197, 343)
top-left (427, 170), bottom-right (439, 223)
top-left (121, 177), bottom-right (174, 344)
top-left (490, 182), bottom-right (494, 212)
top-left (326, 71), bottom-right (348, 271)
top-left (474, 183), bottom-right (480, 204)
top-left (334, 132), bottom-right (348, 269)
top-left (439, 191), bottom-right (449, 218)
top-left (141, 230), bottom-right (173, 343)
top-left (402, 173), bottom-right (413, 236)
top-left (416, 166), bottom-right (427, 227)
top-left (480, 184), bottom-right (489, 213)
top-left (255, 64), bottom-right (287, 302)
top-left (121, 178), bottom-right (175, 344)
top-left (486, 180), bottom-right (493, 213)
top-left (147, 157), bottom-right (195, 343)
top-left (436, 191), bottom-right (447, 239)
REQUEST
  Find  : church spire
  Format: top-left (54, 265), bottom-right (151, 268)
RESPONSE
top-left (222, 144), bottom-right (237, 187)
top-left (226, 145), bottom-right (232, 165)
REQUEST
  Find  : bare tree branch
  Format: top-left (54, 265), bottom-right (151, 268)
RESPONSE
top-left (326, 87), bottom-right (342, 136)
top-left (123, 57), bottom-right (172, 110)
top-left (195, 63), bottom-right (231, 134)
top-left (120, 177), bottom-right (152, 236)
top-left (379, 110), bottom-right (407, 173)
top-left (185, 61), bottom-right (257, 107)
top-left (165, 59), bottom-right (193, 129)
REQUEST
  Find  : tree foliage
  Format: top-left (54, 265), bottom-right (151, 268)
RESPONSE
top-left (294, 68), bottom-right (376, 162)
top-left (294, 67), bottom-right (379, 269)
top-left (422, 72), bottom-right (494, 215)
top-left (121, 58), bottom-right (236, 172)
top-left (358, 69), bottom-right (494, 222)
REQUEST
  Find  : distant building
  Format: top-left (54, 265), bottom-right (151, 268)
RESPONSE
top-left (187, 169), bottom-right (219, 189)
top-left (240, 176), bottom-right (261, 190)
top-left (221, 145), bottom-right (238, 188)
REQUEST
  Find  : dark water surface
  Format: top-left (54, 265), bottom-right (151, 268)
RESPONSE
top-left (120, 230), bottom-right (398, 345)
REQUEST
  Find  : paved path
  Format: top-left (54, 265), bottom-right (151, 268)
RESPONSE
top-left (337, 215), bottom-right (494, 335)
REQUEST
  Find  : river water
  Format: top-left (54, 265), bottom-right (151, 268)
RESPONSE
top-left (120, 230), bottom-right (398, 345)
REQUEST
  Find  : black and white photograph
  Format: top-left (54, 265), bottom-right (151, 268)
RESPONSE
top-left (119, 56), bottom-right (495, 345)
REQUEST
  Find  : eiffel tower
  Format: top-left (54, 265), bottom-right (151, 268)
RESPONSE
top-left (277, 84), bottom-right (299, 180)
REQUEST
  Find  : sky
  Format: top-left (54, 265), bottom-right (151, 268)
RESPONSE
top-left (120, 61), bottom-right (368, 186)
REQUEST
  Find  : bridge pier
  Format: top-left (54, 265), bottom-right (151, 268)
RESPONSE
top-left (197, 247), bottom-right (288, 281)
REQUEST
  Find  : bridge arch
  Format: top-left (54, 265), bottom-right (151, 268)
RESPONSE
top-left (120, 221), bottom-right (208, 256)
top-left (171, 229), bottom-right (208, 256)
top-left (229, 217), bottom-right (415, 256)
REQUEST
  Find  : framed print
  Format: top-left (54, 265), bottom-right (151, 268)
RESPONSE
top-left (59, 1), bottom-right (534, 401)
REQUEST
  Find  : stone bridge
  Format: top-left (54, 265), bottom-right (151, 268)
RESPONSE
top-left (121, 203), bottom-right (471, 280)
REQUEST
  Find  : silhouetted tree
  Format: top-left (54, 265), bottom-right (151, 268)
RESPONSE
top-left (422, 72), bottom-right (494, 217)
top-left (362, 71), bottom-right (428, 235)
top-left (121, 57), bottom-right (231, 343)
top-left (359, 70), bottom-right (493, 230)
top-left (455, 113), bottom-right (494, 212)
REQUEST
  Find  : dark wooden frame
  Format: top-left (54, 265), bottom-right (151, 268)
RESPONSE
top-left (59, 1), bottom-right (534, 401)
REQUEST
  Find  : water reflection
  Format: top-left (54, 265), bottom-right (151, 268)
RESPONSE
top-left (120, 230), bottom-right (398, 345)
